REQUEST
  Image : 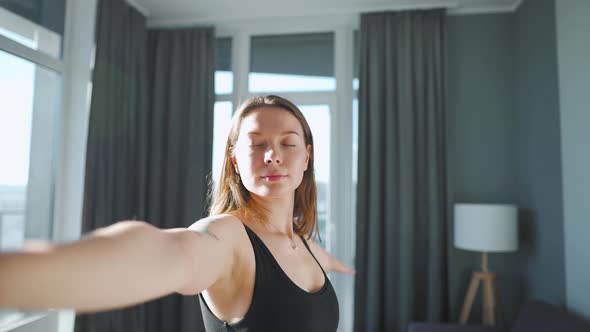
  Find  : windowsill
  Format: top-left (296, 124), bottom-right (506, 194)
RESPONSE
top-left (0, 310), bottom-right (51, 332)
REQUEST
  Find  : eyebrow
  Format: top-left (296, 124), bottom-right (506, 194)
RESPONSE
top-left (247, 131), bottom-right (300, 136)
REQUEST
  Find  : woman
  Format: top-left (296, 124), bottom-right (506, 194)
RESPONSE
top-left (0, 95), bottom-right (355, 331)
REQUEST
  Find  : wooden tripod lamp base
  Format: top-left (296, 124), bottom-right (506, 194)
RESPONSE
top-left (459, 253), bottom-right (496, 326)
top-left (459, 270), bottom-right (497, 326)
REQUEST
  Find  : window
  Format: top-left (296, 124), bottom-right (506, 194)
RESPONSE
top-left (249, 33), bottom-right (335, 93)
top-left (0, 1), bottom-right (65, 59)
top-left (212, 101), bottom-right (233, 184)
top-left (0, 42), bottom-right (61, 253)
top-left (211, 28), bottom-right (356, 331)
top-left (215, 37), bottom-right (232, 95)
top-left (212, 38), bottom-right (233, 187)
top-left (0, 3), bottom-right (65, 328)
top-left (299, 105), bottom-right (331, 245)
top-left (353, 29), bottom-right (359, 91)
top-left (248, 32), bottom-right (335, 244)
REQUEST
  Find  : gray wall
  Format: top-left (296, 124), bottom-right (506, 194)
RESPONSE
top-left (447, 0), bottom-right (565, 325)
top-left (513, 0), bottom-right (565, 307)
top-left (447, 13), bottom-right (521, 326)
top-left (556, 0), bottom-right (590, 319)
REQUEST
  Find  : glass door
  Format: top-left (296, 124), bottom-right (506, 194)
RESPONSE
top-left (297, 103), bottom-right (332, 248)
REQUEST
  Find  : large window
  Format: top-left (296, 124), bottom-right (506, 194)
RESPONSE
top-left (212, 29), bottom-right (356, 332)
top-left (0, 49), bottom-right (61, 251)
top-left (299, 105), bottom-right (331, 244)
top-left (249, 33), bottom-right (335, 93)
top-left (215, 37), bottom-right (232, 95)
top-left (212, 38), bottom-right (234, 187)
top-left (0, 1), bottom-right (65, 59)
top-left (212, 101), bottom-right (233, 184)
top-left (0, 3), bottom-right (65, 328)
top-left (249, 32), bottom-right (335, 244)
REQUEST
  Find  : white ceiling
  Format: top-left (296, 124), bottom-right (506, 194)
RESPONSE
top-left (130, 0), bottom-right (522, 26)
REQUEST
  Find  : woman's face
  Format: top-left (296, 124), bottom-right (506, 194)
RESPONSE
top-left (232, 107), bottom-right (311, 199)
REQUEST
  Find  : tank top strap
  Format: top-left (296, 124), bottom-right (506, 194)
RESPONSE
top-left (242, 222), bottom-right (266, 252)
top-left (241, 222), bottom-right (273, 269)
top-left (242, 222), bottom-right (257, 243)
top-left (299, 235), bottom-right (328, 275)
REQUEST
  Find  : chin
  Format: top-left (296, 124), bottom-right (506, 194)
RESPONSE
top-left (250, 186), bottom-right (294, 199)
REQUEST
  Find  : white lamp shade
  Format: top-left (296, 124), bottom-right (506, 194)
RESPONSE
top-left (454, 203), bottom-right (518, 252)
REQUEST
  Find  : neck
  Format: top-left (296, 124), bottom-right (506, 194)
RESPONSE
top-left (250, 193), bottom-right (296, 236)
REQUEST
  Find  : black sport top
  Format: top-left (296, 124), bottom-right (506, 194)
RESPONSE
top-left (199, 223), bottom-right (339, 332)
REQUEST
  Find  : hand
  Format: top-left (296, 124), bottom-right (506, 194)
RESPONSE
top-left (331, 257), bottom-right (356, 276)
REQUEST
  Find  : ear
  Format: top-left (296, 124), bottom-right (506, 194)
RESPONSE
top-left (304, 144), bottom-right (311, 171)
top-left (231, 156), bottom-right (239, 174)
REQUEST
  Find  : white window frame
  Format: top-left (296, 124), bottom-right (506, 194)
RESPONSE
top-left (207, 16), bottom-right (358, 332)
top-left (0, 0), bottom-right (97, 331)
top-left (0, 8), bottom-right (63, 249)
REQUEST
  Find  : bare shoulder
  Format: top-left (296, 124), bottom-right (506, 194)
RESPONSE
top-left (173, 214), bottom-right (246, 295)
top-left (187, 213), bottom-right (244, 242)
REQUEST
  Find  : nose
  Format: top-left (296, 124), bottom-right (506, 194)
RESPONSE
top-left (264, 148), bottom-right (282, 165)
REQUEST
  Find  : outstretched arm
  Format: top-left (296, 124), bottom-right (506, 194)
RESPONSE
top-left (0, 218), bottom-right (235, 313)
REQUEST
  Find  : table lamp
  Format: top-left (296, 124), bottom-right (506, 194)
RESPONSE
top-left (454, 203), bottom-right (518, 326)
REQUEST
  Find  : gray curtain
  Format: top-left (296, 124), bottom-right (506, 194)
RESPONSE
top-left (75, 0), bottom-right (214, 330)
top-left (142, 26), bottom-right (215, 332)
top-left (354, 10), bottom-right (449, 332)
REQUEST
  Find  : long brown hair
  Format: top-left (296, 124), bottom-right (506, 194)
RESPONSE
top-left (208, 95), bottom-right (319, 241)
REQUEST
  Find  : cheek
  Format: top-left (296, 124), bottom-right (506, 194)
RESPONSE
top-left (235, 152), bottom-right (261, 173)
top-left (289, 151), bottom-right (308, 169)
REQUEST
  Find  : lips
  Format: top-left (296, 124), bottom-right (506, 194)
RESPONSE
top-left (262, 174), bottom-right (287, 181)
